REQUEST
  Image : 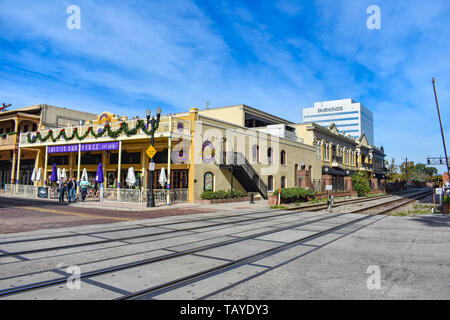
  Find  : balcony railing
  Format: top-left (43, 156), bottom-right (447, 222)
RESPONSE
top-left (331, 156), bottom-right (343, 165)
top-left (0, 135), bottom-right (16, 147)
top-left (19, 117), bottom-right (191, 147)
top-left (359, 163), bottom-right (373, 170)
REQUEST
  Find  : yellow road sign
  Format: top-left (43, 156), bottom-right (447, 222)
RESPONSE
top-left (146, 145), bottom-right (157, 159)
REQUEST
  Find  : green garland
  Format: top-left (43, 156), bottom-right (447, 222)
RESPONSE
top-left (0, 132), bottom-right (19, 138)
top-left (26, 119), bottom-right (160, 144)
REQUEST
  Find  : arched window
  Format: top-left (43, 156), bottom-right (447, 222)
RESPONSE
top-left (280, 150), bottom-right (286, 165)
top-left (268, 175), bottom-right (273, 192)
top-left (267, 148), bottom-right (273, 164)
top-left (204, 172), bottom-right (214, 191)
top-left (281, 176), bottom-right (286, 188)
top-left (252, 145), bottom-right (259, 163)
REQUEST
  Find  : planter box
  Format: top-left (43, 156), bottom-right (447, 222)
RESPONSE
top-left (443, 204), bottom-right (450, 214)
top-left (195, 197), bottom-right (250, 204)
top-left (268, 195), bottom-right (279, 206)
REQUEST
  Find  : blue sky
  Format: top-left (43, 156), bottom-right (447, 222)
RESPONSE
top-left (1, 0), bottom-right (449, 171)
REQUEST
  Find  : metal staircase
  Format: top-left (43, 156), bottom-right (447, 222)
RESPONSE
top-left (219, 152), bottom-right (268, 200)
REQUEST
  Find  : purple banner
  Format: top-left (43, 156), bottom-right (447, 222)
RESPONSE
top-left (48, 142), bottom-right (119, 154)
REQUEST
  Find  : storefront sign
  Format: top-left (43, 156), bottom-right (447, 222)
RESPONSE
top-left (317, 106), bottom-right (344, 113)
top-left (37, 187), bottom-right (48, 198)
top-left (48, 142), bottom-right (120, 154)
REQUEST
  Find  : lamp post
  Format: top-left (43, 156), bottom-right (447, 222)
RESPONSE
top-left (146, 107), bottom-right (161, 207)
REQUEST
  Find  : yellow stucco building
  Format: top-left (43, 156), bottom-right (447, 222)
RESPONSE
top-left (12, 104), bottom-right (386, 204)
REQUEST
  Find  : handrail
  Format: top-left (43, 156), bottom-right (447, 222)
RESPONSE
top-left (223, 151), bottom-right (268, 198)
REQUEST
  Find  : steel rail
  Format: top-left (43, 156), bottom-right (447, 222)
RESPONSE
top-left (121, 190), bottom-right (432, 300)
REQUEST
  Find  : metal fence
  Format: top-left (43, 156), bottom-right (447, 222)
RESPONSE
top-left (4, 184), bottom-right (188, 205)
top-left (101, 188), bottom-right (188, 204)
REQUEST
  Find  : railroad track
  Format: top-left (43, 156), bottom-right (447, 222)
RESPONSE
top-left (0, 190), bottom-right (420, 258)
top-left (0, 190), bottom-right (401, 245)
top-left (0, 189), bottom-right (431, 299)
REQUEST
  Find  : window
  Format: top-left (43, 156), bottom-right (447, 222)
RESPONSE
top-left (268, 175), bottom-right (273, 192)
top-left (110, 152), bottom-right (141, 164)
top-left (281, 176), bottom-right (286, 189)
top-left (204, 172), bottom-right (214, 191)
top-left (32, 123), bottom-right (37, 131)
top-left (76, 153), bottom-right (102, 165)
top-left (23, 125), bottom-right (29, 132)
top-left (280, 150), bottom-right (286, 165)
top-left (48, 156), bottom-right (69, 165)
top-left (252, 145), bottom-right (259, 163)
top-left (267, 148), bottom-right (273, 164)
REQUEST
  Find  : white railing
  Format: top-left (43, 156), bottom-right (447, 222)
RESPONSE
top-left (101, 188), bottom-right (188, 204)
top-left (0, 135), bottom-right (16, 146)
top-left (3, 184), bottom-right (188, 205)
top-left (19, 116), bottom-right (191, 147)
top-left (4, 184), bottom-right (39, 198)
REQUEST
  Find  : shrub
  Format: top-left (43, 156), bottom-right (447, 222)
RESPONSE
top-left (272, 187), bottom-right (315, 203)
top-left (200, 189), bottom-right (245, 200)
top-left (352, 172), bottom-right (371, 197)
top-left (443, 196), bottom-right (450, 204)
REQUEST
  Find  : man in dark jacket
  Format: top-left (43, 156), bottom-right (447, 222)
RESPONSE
top-left (67, 177), bottom-right (77, 203)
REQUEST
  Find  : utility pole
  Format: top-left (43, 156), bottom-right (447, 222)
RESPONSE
top-left (432, 78), bottom-right (450, 175)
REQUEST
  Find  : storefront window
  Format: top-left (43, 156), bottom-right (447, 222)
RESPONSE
top-left (109, 152), bottom-right (141, 165)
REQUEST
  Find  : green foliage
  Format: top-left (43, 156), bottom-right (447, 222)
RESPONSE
top-left (270, 205), bottom-right (287, 209)
top-left (26, 120), bottom-right (160, 143)
top-left (351, 172), bottom-right (371, 197)
top-left (443, 196), bottom-right (450, 204)
top-left (200, 189), bottom-right (245, 200)
top-left (272, 187), bottom-right (315, 203)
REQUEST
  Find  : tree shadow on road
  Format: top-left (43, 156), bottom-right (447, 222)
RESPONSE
top-left (409, 215), bottom-right (450, 228)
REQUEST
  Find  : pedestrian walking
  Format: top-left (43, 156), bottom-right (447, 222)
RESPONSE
top-left (68, 177), bottom-right (77, 203)
top-left (80, 177), bottom-right (90, 202)
top-left (58, 178), bottom-right (67, 202)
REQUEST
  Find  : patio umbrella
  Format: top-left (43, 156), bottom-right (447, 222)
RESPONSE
top-left (95, 162), bottom-right (104, 183)
top-left (36, 168), bottom-right (42, 182)
top-left (30, 168), bottom-right (36, 183)
top-left (159, 167), bottom-right (167, 187)
top-left (125, 167), bottom-right (136, 187)
top-left (57, 168), bottom-right (61, 182)
top-left (81, 168), bottom-right (88, 181)
top-left (50, 164), bottom-right (58, 182)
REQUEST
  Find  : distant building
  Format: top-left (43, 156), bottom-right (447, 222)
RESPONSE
top-left (0, 104), bottom-right (97, 186)
top-left (302, 99), bottom-right (374, 145)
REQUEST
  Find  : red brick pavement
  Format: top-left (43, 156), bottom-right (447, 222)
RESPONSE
top-left (0, 196), bottom-right (219, 234)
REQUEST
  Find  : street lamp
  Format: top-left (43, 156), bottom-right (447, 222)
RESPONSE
top-left (146, 107), bottom-right (162, 207)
